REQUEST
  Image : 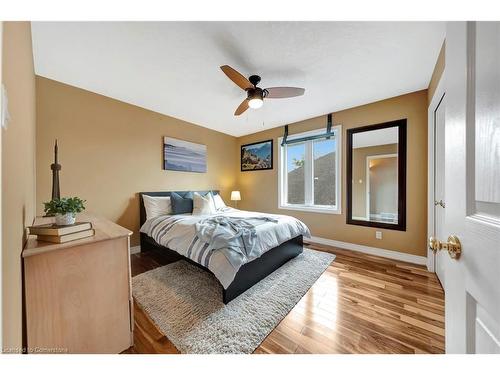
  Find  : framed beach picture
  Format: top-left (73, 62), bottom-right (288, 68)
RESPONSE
top-left (241, 139), bottom-right (273, 171)
top-left (163, 137), bottom-right (207, 173)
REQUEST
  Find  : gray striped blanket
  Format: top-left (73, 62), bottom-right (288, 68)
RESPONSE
top-left (194, 216), bottom-right (279, 268)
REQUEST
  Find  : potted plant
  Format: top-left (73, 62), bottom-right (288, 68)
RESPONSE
top-left (44, 197), bottom-right (86, 226)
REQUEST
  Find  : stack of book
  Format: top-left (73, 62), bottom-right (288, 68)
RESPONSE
top-left (28, 222), bottom-right (95, 243)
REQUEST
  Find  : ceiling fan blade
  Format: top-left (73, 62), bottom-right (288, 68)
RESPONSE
top-left (234, 99), bottom-right (249, 116)
top-left (220, 65), bottom-right (253, 90)
top-left (264, 87), bottom-right (305, 99)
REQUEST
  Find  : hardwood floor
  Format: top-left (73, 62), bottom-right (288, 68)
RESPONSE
top-left (125, 242), bottom-right (445, 354)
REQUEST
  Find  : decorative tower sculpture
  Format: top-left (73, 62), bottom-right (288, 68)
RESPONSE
top-left (51, 139), bottom-right (61, 200)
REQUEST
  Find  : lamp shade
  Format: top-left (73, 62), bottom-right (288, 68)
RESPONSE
top-left (231, 191), bottom-right (241, 201)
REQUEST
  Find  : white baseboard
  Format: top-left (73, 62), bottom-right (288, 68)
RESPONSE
top-left (130, 245), bottom-right (141, 255)
top-left (307, 236), bottom-right (427, 265)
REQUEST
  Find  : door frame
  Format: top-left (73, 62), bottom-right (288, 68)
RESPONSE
top-left (365, 153), bottom-right (398, 222)
top-left (427, 72), bottom-right (446, 272)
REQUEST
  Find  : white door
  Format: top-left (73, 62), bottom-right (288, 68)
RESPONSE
top-left (442, 21), bottom-right (500, 354)
top-left (434, 94), bottom-right (448, 287)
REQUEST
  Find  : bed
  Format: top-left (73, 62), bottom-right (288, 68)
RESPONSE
top-left (139, 191), bottom-right (309, 303)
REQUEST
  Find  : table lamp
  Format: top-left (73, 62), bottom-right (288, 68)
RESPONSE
top-left (231, 191), bottom-right (241, 208)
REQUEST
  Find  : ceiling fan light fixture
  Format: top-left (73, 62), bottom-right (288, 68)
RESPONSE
top-left (247, 87), bottom-right (264, 109)
top-left (220, 65), bottom-right (305, 116)
top-left (248, 98), bottom-right (263, 109)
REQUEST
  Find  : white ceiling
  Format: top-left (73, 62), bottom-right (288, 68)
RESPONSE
top-left (31, 22), bottom-right (445, 137)
top-left (353, 127), bottom-right (399, 148)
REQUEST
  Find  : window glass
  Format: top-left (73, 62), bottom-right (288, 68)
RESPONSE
top-left (286, 142), bottom-right (306, 205)
top-left (313, 138), bottom-right (336, 206)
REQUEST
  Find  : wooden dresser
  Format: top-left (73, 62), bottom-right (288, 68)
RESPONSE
top-left (23, 214), bottom-right (133, 353)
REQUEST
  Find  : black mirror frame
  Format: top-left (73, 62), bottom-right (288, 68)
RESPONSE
top-left (346, 119), bottom-right (407, 231)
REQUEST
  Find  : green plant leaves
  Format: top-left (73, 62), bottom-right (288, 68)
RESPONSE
top-left (43, 197), bottom-right (86, 215)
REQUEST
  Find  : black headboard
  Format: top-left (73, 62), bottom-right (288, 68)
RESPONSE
top-left (139, 190), bottom-right (220, 227)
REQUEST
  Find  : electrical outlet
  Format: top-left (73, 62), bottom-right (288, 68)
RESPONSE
top-left (375, 231), bottom-right (382, 240)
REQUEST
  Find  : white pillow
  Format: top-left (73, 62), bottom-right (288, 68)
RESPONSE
top-left (213, 194), bottom-right (226, 210)
top-left (143, 195), bottom-right (172, 220)
top-left (192, 192), bottom-right (216, 215)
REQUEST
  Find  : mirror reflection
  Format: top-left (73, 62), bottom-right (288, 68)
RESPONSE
top-left (351, 126), bottom-right (399, 225)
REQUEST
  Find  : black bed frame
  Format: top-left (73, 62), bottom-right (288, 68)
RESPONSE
top-left (139, 191), bottom-right (303, 304)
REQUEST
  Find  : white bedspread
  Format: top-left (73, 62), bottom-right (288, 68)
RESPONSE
top-left (140, 208), bottom-right (310, 288)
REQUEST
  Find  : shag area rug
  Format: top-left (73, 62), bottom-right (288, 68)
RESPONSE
top-left (132, 248), bottom-right (335, 354)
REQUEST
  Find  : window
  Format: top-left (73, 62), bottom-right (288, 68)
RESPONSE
top-left (278, 127), bottom-right (341, 214)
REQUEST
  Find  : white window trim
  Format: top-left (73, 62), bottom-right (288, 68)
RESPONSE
top-left (278, 126), bottom-right (342, 215)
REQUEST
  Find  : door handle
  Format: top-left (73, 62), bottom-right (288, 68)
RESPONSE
top-left (434, 200), bottom-right (446, 208)
top-left (429, 235), bottom-right (462, 259)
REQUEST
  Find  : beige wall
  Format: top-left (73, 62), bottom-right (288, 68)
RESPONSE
top-left (36, 77), bottom-right (238, 246)
top-left (352, 143), bottom-right (397, 218)
top-left (2, 22), bottom-right (37, 350)
top-left (35, 83), bottom-right (428, 256)
top-left (236, 90), bottom-right (428, 256)
top-left (428, 41), bottom-right (445, 104)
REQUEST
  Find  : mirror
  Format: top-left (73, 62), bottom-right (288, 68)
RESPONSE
top-left (346, 119), bottom-right (406, 231)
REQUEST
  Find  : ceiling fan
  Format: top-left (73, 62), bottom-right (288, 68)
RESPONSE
top-left (220, 65), bottom-right (305, 116)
